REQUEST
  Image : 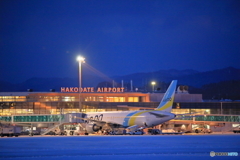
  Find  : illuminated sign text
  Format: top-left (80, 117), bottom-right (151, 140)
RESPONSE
top-left (61, 87), bottom-right (124, 93)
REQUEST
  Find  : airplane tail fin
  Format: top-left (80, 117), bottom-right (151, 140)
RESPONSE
top-left (155, 80), bottom-right (177, 112)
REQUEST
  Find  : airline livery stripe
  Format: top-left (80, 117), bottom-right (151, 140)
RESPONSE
top-left (122, 111), bottom-right (138, 127)
top-left (128, 110), bottom-right (149, 126)
top-left (156, 94), bottom-right (174, 111)
top-left (156, 80), bottom-right (177, 112)
top-left (156, 101), bottom-right (173, 111)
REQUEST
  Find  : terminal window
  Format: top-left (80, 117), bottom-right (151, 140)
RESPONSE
top-left (106, 97), bottom-right (125, 102)
top-left (0, 96), bottom-right (26, 102)
top-left (128, 97), bottom-right (139, 102)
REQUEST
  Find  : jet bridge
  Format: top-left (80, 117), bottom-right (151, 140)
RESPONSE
top-left (0, 113), bottom-right (85, 124)
top-left (0, 113), bottom-right (86, 135)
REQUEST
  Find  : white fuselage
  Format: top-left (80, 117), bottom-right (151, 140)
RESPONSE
top-left (86, 110), bottom-right (176, 128)
top-left (85, 80), bottom-right (178, 131)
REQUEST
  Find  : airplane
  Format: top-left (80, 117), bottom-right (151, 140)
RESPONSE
top-left (78, 80), bottom-right (178, 134)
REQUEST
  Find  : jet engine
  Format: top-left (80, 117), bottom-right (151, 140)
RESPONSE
top-left (85, 123), bottom-right (102, 133)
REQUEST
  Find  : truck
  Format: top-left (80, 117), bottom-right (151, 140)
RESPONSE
top-left (148, 129), bottom-right (161, 135)
top-left (0, 124), bottom-right (22, 137)
top-left (233, 127), bottom-right (240, 133)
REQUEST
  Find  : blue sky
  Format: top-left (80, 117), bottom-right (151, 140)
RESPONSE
top-left (1, 0), bottom-right (240, 83)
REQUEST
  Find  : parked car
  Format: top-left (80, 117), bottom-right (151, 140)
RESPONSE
top-left (193, 127), bottom-right (212, 133)
top-left (233, 127), bottom-right (240, 133)
top-left (127, 130), bottom-right (144, 135)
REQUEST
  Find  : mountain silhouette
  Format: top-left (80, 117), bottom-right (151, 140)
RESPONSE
top-left (0, 67), bottom-right (239, 94)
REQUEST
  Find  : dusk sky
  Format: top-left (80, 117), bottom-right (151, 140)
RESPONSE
top-left (1, 0), bottom-right (240, 83)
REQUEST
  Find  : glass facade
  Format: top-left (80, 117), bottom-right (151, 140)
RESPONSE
top-left (128, 97), bottom-right (139, 102)
top-left (1, 101), bottom-right (240, 116)
top-left (0, 102), bottom-right (81, 115)
top-left (0, 92), bottom-right (239, 118)
top-left (0, 93), bottom-right (148, 103)
top-left (172, 102), bottom-right (240, 115)
top-left (106, 97), bottom-right (125, 102)
top-left (0, 96), bottom-right (26, 102)
top-left (85, 96), bottom-right (104, 102)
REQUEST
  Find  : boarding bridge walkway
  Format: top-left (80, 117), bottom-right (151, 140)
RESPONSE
top-left (0, 113), bottom-right (85, 124)
top-left (0, 114), bottom-right (240, 124)
top-left (174, 114), bottom-right (240, 123)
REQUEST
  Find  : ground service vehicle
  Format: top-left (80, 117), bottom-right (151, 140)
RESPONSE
top-left (127, 130), bottom-right (144, 135)
top-left (0, 124), bottom-right (21, 137)
top-left (148, 129), bottom-right (161, 135)
top-left (193, 127), bottom-right (212, 133)
top-left (233, 127), bottom-right (240, 133)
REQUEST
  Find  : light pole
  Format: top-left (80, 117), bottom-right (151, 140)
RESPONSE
top-left (77, 56), bottom-right (85, 112)
top-left (220, 102), bottom-right (223, 114)
top-left (151, 81), bottom-right (156, 92)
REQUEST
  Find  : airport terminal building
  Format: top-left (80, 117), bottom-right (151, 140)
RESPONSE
top-left (0, 89), bottom-right (238, 115)
top-left (0, 87), bottom-right (240, 133)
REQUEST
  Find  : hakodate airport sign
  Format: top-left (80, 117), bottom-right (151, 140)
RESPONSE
top-left (61, 87), bottom-right (124, 93)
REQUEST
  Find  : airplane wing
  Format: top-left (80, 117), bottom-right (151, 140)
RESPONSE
top-left (74, 116), bottom-right (105, 124)
top-left (126, 124), bottom-right (138, 129)
top-left (74, 116), bottom-right (123, 128)
top-left (74, 116), bottom-right (145, 131)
